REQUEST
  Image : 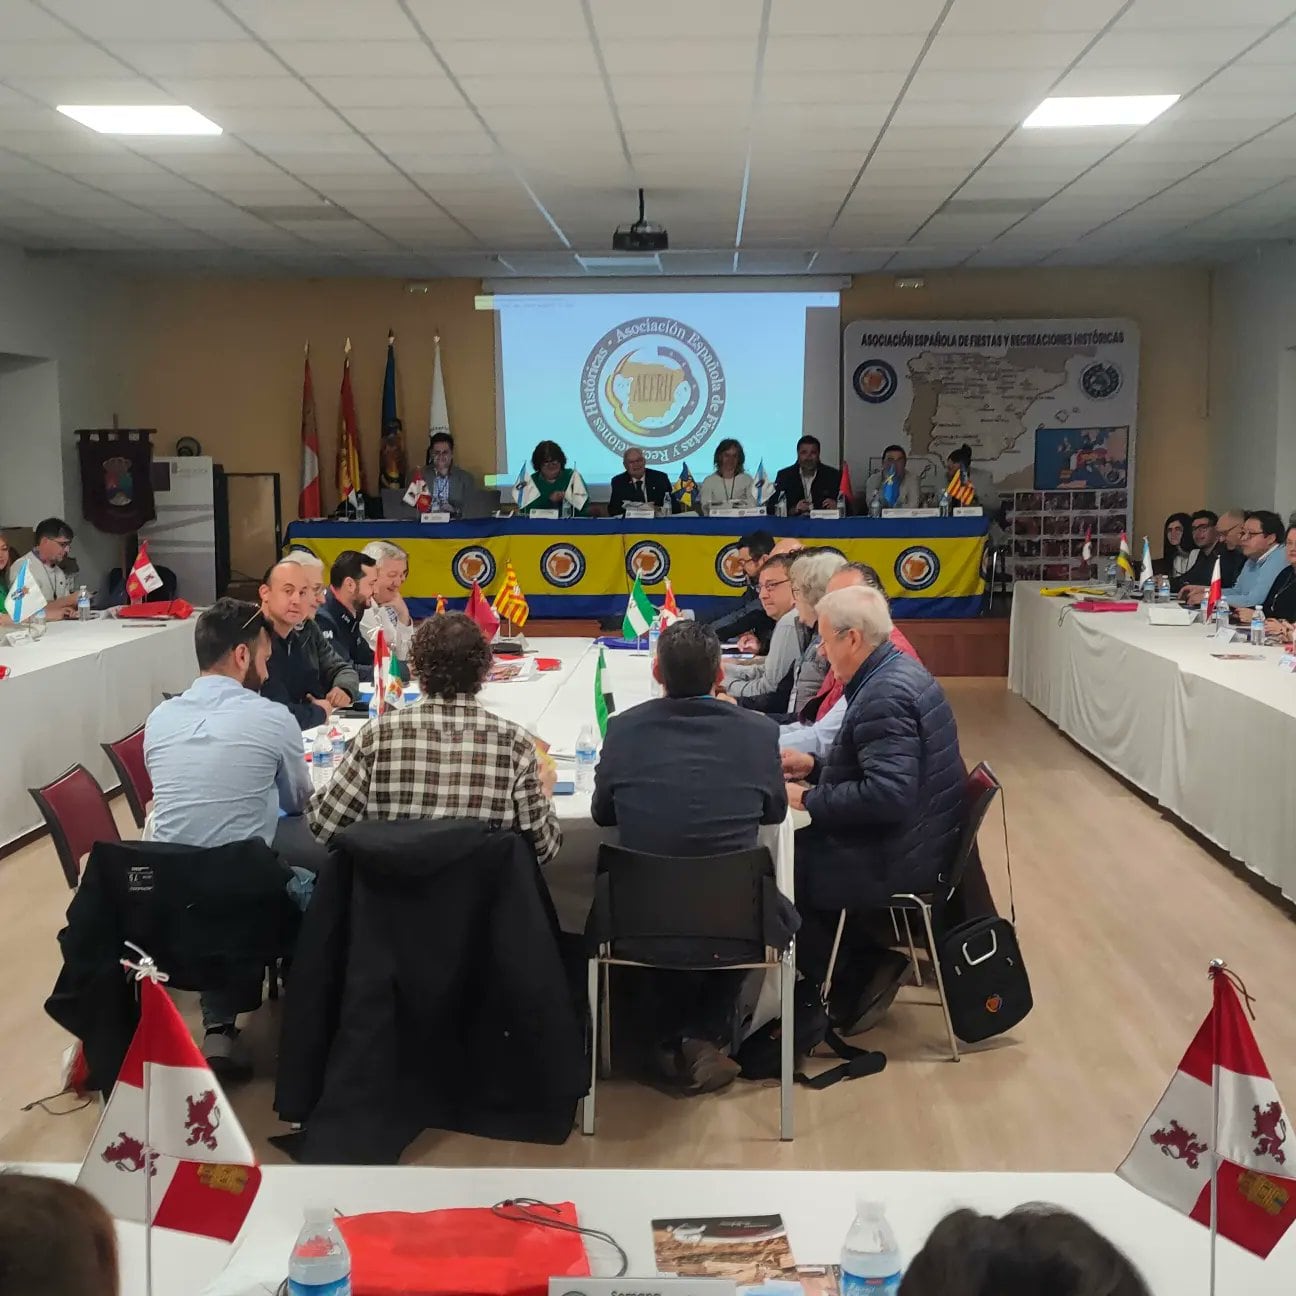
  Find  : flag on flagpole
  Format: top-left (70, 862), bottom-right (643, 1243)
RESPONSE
top-left (378, 331), bottom-right (405, 490)
top-left (299, 345), bottom-right (321, 519)
top-left (125, 541), bottom-right (163, 605)
top-left (594, 647), bottom-right (613, 738)
top-left (434, 594), bottom-right (447, 616)
top-left (1082, 526), bottom-right (1093, 565)
top-left (622, 574), bottom-right (655, 640)
top-left (403, 467), bottom-right (432, 513)
top-left (659, 579), bottom-right (682, 627)
top-left (514, 463), bottom-right (539, 511)
top-left (1140, 536), bottom-right (1154, 586)
top-left (466, 579), bottom-right (500, 640)
top-left (492, 560), bottom-right (529, 629)
top-left (1206, 556), bottom-right (1224, 620)
top-left (672, 462), bottom-right (697, 512)
top-left (1117, 964), bottom-right (1294, 1258)
top-left (838, 461), bottom-right (854, 510)
top-left (336, 338), bottom-right (365, 511)
top-left (427, 333), bottom-right (450, 462)
top-left (752, 459), bottom-right (772, 506)
top-left (373, 629), bottom-right (402, 713)
top-left (1117, 532), bottom-right (1135, 579)
top-left (77, 973), bottom-right (260, 1244)
top-left (947, 467), bottom-right (975, 506)
top-left (880, 462), bottom-right (900, 507)
top-left (566, 467), bottom-right (589, 512)
top-left (3, 558), bottom-right (45, 624)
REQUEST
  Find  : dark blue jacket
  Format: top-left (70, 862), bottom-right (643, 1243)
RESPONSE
top-left (798, 640), bottom-right (965, 910)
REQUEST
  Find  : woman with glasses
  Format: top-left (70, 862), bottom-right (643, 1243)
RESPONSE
top-left (1156, 512), bottom-right (1196, 578)
top-left (521, 439), bottom-right (588, 516)
top-left (699, 438), bottom-right (755, 514)
top-left (1262, 522), bottom-right (1296, 639)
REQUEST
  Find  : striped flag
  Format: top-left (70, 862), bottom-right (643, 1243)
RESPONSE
top-left (299, 346), bottom-right (321, 518)
top-left (373, 629), bottom-right (402, 713)
top-left (4, 557), bottom-right (46, 623)
top-left (492, 560), bottom-right (529, 628)
top-left (1205, 556), bottom-right (1223, 620)
top-left (77, 972), bottom-right (260, 1244)
top-left (622, 573), bottom-right (654, 640)
top-left (336, 338), bottom-right (365, 511)
top-left (594, 647), bottom-right (613, 738)
top-left (1117, 531), bottom-right (1135, 579)
top-left (1117, 965), bottom-right (1294, 1257)
top-left (947, 467), bottom-right (975, 506)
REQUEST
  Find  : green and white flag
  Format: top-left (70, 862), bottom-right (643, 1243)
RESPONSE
top-left (621, 573), bottom-right (654, 640)
top-left (594, 647), bottom-right (612, 737)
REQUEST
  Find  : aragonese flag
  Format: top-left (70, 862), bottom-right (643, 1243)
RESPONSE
top-left (622, 574), bottom-right (654, 640)
top-left (492, 560), bottom-right (529, 629)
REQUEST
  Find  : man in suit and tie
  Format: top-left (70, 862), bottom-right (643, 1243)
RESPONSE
top-left (607, 447), bottom-right (674, 516)
top-left (771, 435), bottom-right (844, 515)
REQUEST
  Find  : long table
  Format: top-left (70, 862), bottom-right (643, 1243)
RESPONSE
top-left (0, 618), bottom-right (198, 848)
top-left (18, 1164), bottom-right (1293, 1295)
top-left (1008, 583), bottom-right (1296, 901)
top-left (285, 515), bottom-right (989, 620)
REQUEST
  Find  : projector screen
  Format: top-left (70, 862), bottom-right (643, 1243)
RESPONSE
top-left (493, 289), bottom-right (841, 488)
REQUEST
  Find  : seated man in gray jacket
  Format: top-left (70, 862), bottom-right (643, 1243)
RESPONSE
top-left (722, 554), bottom-right (807, 711)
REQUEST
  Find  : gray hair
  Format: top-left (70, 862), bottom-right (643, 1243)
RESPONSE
top-left (362, 540), bottom-right (408, 565)
top-left (282, 548), bottom-right (323, 573)
top-left (790, 549), bottom-right (848, 610)
top-left (816, 584), bottom-right (893, 648)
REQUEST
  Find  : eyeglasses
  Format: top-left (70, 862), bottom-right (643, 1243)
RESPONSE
top-left (759, 578), bottom-right (790, 592)
top-left (1241, 528), bottom-right (1265, 538)
top-left (1191, 523), bottom-right (1213, 532)
top-left (241, 608), bottom-right (263, 630)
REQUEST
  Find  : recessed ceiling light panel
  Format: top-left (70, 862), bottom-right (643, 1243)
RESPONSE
top-left (56, 104), bottom-right (222, 136)
top-left (1022, 95), bottom-right (1179, 129)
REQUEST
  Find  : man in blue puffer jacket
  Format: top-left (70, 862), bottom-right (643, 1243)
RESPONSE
top-left (785, 583), bottom-right (966, 1030)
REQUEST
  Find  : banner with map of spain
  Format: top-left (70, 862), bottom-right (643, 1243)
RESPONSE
top-left (841, 317), bottom-right (1140, 507)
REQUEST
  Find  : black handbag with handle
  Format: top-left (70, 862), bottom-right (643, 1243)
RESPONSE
top-left (937, 787), bottom-right (1033, 1042)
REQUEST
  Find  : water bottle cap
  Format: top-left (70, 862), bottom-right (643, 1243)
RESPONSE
top-left (304, 1205), bottom-right (335, 1224)
top-left (855, 1198), bottom-right (885, 1219)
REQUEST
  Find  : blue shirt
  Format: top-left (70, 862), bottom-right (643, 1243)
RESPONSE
top-left (144, 674), bottom-right (313, 848)
top-left (780, 695), bottom-right (846, 758)
top-left (1222, 541), bottom-right (1287, 606)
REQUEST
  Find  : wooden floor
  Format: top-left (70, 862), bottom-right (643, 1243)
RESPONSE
top-left (3, 678), bottom-right (1293, 1172)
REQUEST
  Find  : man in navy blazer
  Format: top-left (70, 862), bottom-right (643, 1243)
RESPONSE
top-left (607, 447), bottom-right (674, 516)
top-left (771, 434), bottom-right (844, 515)
top-left (592, 619), bottom-right (788, 1092)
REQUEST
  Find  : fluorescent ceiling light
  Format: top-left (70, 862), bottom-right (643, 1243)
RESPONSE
top-left (57, 104), bottom-right (222, 135)
top-left (1023, 95), bottom-right (1179, 129)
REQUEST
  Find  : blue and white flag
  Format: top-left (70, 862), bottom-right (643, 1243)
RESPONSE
top-left (514, 463), bottom-right (539, 510)
top-left (4, 558), bottom-right (46, 624)
top-left (752, 459), bottom-right (772, 506)
top-left (1140, 536), bottom-right (1154, 586)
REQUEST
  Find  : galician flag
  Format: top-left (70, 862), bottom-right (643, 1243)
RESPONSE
top-left (4, 557), bottom-right (46, 623)
top-left (514, 463), bottom-right (539, 511)
top-left (566, 466), bottom-right (589, 512)
top-left (1117, 531), bottom-right (1135, 579)
top-left (622, 573), bottom-right (654, 640)
top-left (594, 647), bottom-right (612, 738)
top-left (1117, 963), bottom-right (1294, 1258)
top-left (1206, 556), bottom-right (1223, 620)
top-left (1082, 526), bottom-right (1093, 565)
top-left (659, 578), bottom-right (682, 627)
top-left (752, 459), bottom-right (772, 506)
top-left (77, 968), bottom-right (260, 1244)
top-left (126, 541), bottom-right (163, 605)
top-left (1140, 536), bottom-right (1154, 586)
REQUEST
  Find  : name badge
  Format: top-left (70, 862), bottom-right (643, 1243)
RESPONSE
top-left (419, 511), bottom-right (451, 524)
top-left (808, 508), bottom-right (842, 520)
top-left (549, 1281), bottom-right (736, 1296)
top-left (528, 509), bottom-right (561, 519)
top-left (953, 505), bottom-right (984, 516)
top-left (623, 504), bottom-right (656, 520)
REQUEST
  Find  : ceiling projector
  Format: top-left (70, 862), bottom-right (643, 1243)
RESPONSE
top-left (613, 188), bottom-right (668, 252)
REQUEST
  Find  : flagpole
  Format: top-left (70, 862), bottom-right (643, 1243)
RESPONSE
top-left (143, 1042), bottom-right (155, 1296)
top-left (1208, 957), bottom-right (1223, 1296)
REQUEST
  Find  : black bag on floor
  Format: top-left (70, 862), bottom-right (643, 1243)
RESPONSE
top-left (937, 914), bottom-right (1032, 1042)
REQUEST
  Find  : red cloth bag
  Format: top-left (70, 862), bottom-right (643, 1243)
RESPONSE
top-left (335, 1202), bottom-right (592, 1296)
top-left (116, 598), bottom-right (194, 620)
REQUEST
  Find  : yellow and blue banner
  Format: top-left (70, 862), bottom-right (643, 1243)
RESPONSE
top-left (284, 516), bottom-right (989, 619)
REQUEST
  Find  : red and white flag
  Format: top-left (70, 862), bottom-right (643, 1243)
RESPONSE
top-left (299, 346), bottom-right (322, 519)
top-left (77, 976), bottom-right (260, 1243)
top-left (466, 578), bottom-right (500, 641)
top-left (659, 578), bottom-right (682, 628)
top-left (1205, 555), bottom-right (1223, 620)
top-left (1117, 965), bottom-right (1294, 1257)
top-left (1081, 526), bottom-right (1093, 565)
top-left (125, 542), bottom-right (163, 605)
top-left (403, 467), bottom-right (432, 513)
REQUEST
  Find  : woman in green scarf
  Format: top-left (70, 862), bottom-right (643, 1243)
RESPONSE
top-left (522, 440), bottom-right (589, 516)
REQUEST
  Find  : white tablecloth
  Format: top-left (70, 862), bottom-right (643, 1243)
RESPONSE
top-left (16, 1163), bottom-right (1294, 1295)
top-left (0, 618), bottom-right (198, 848)
top-left (1008, 584), bottom-right (1296, 900)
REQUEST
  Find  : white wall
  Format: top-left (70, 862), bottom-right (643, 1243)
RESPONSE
top-left (1209, 244), bottom-right (1296, 517)
top-left (0, 244), bottom-right (134, 581)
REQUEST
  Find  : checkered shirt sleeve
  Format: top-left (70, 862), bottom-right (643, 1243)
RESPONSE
top-left (308, 695), bottom-right (561, 864)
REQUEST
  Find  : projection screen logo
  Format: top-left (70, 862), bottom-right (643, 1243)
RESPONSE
top-left (579, 317), bottom-right (727, 466)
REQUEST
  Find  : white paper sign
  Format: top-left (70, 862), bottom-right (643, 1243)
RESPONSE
top-left (527, 509), bottom-right (560, 519)
top-left (809, 508), bottom-right (844, 520)
top-left (882, 507), bottom-right (941, 518)
top-left (418, 511), bottom-right (450, 524)
top-left (623, 504), bottom-right (656, 520)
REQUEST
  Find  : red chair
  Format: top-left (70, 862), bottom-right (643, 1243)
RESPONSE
top-left (101, 726), bottom-right (152, 829)
top-left (822, 761), bottom-right (1003, 1063)
top-left (29, 765), bottom-right (122, 889)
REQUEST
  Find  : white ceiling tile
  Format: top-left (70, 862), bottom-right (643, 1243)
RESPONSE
top-left (437, 39), bottom-right (600, 77)
top-left (923, 31), bottom-right (1093, 69)
top-left (1050, 66), bottom-right (1212, 96)
top-left (102, 40), bottom-right (283, 77)
top-left (42, 0), bottom-right (245, 40)
top-left (401, 0), bottom-right (587, 38)
top-left (769, 0), bottom-right (948, 35)
top-left (761, 71), bottom-right (907, 103)
top-left (1082, 27), bottom-right (1274, 66)
top-left (941, 0), bottom-right (1123, 32)
top-left (305, 76), bottom-right (458, 110)
top-left (610, 74), bottom-right (757, 106)
top-left (600, 37), bottom-right (757, 75)
top-left (889, 100), bottom-right (1034, 127)
top-left (1118, 0), bottom-right (1296, 28)
top-left (225, 0), bottom-right (413, 40)
top-left (343, 106), bottom-right (481, 134)
top-left (5, 76), bottom-right (165, 106)
top-left (594, 0), bottom-right (760, 38)
top-left (5, 2), bottom-right (77, 40)
top-left (763, 35), bottom-right (926, 73)
top-left (0, 41), bottom-right (135, 77)
top-left (458, 76), bottom-right (607, 107)
top-left (1239, 25), bottom-right (1296, 63)
top-left (905, 67), bottom-right (1063, 102)
top-left (270, 41), bottom-right (441, 77)
top-left (156, 77), bottom-right (322, 109)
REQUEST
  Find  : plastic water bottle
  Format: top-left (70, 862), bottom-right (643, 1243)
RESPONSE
top-left (77, 586), bottom-right (91, 620)
top-left (330, 726), bottom-right (346, 767)
top-left (836, 490), bottom-right (847, 518)
top-left (1104, 558), bottom-right (1117, 587)
top-left (869, 491), bottom-right (882, 519)
top-left (1214, 595), bottom-right (1230, 638)
top-left (774, 491), bottom-right (787, 518)
top-left (311, 729), bottom-right (333, 788)
top-left (938, 489), bottom-right (951, 518)
top-left (841, 1200), bottom-right (902, 1295)
top-left (1250, 611), bottom-right (1266, 647)
top-left (287, 1207), bottom-right (351, 1296)
top-left (648, 621), bottom-right (660, 660)
top-left (575, 723), bottom-right (598, 794)
top-left (1140, 576), bottom-right (1155, 601)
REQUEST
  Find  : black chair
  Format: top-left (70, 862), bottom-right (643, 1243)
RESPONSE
top-left (981, 540), bottom-right (1011, 614)
top-left (583, 843), bottom-right (795, 1140)
top-left (823, 761), bottom-right (1003, 1062)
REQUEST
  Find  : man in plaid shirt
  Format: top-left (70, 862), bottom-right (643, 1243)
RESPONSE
top-left (309, 613), bottom-right (560, 864)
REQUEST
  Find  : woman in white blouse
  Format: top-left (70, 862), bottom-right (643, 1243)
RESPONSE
top-left (699, 438), bottom-right (755, 513)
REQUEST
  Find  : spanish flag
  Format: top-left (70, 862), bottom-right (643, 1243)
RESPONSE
top-left (492, 560), bottom-right (529, 629)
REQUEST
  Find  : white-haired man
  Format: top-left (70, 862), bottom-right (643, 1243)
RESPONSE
top-left (361, 540), bottom-right (414, 658)
top-left (788, 583), bottom-right (966, 1032)
top-left (282, 549), bottom-right (327, 618)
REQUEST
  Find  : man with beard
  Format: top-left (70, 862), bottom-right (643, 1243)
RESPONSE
top-left (144, 598), bottom-right (314, 1076)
